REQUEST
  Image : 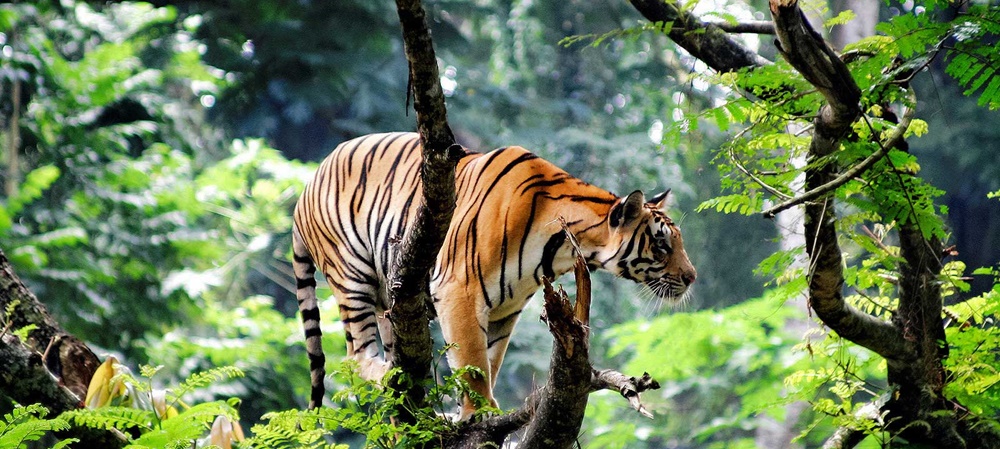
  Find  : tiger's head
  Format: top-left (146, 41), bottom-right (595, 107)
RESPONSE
top-left (591, 189), bottom-right (697, 302)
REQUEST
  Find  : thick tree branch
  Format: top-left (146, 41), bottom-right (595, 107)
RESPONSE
top-left (1, 334), bottom-right (82, 413)
top-left (1, 250), bottom-right (101, 402)
top-left (705, 20), bottom-right (775, 35)
top-left (628, 0), bottom-right (771, 72)
top-left (770, 0), bottom-right (860, 128)
top-left (767, 0), bottom-right (912, 361)
top-left (389, 0), bottom-right (462, 422)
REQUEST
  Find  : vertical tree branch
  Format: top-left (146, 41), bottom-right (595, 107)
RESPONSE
top-left (519, 259), bottom-right (593, 449)
top-left (389, 0), bottom-right (463, 422)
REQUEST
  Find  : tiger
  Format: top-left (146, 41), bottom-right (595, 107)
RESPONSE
top-left (292, 132), bottom-right (697, 415)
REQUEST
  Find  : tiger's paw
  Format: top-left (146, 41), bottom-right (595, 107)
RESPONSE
top-left (358, 357), bottom-right (391, 384)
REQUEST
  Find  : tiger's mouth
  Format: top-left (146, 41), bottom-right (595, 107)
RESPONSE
top-left (644, 276), bottom-right (690, 302)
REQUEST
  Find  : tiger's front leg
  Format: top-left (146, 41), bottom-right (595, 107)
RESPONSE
top-left (436, 298), bottom-right (497, 419)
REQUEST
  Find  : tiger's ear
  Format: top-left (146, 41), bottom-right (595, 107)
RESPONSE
top-left (609, 190), bottom-right (646, 228)
top-left (649, 188), bottom-right (671, 210)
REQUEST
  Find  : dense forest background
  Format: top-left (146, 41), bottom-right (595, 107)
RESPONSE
top-left (1, 0), bottom-right (998, 447)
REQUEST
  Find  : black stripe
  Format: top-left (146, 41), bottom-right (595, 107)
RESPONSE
top-left (488, 334), bottom-right (511, 348)
top-left (304, 327), bottom-right (323, 338)
top-left (489, 309), bottom-right (522, 325)
top-left (301, 308), bottom-right (321, 322)
top-left (297, 276), bottom-right (317, 289)
top-left (342, 311), bottom-right (375, 324)
top-left (309, 353), bottom-right (326, 370)
top-left (356, 338), bottom-right (376, 352)
top-left (539, 232), bottom-right (566, 279)
top-left (480, 152), bottom-right (538, 201)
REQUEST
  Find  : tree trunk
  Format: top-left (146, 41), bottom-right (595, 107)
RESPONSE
top-left (0, 248), bottom-right (125, 447)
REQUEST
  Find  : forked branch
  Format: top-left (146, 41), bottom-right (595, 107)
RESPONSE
top-left (768, 0), bottom-right (911, 360)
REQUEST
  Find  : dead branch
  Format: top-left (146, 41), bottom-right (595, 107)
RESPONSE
top-left (591, 369), bottom-right (660, 418)
top-left (518, 262), bottom-right (593, 449)
top-left (447, 254), bottom-right (660, 448)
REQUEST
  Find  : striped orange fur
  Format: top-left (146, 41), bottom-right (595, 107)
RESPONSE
top-left (293, 132), bottom-right (696, 414)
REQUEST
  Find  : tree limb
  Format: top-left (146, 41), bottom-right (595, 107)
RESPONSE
top-left (820, 392), bottom-right (889, 449)
top-left (519, 260), bottom-right (593, 449)
top-left (767, 0), bottom-right (912, 361)
top-left (628, 0), bottom-right (771, 72)
top-left (703, 20), bottom-right (775, 35)
top-left (389, 0), bottom-right (463, 422)
top-left (770, 0), bottom-right (860, 122)
top-left (0, 248), bottom-right (123, 447)
top-left (590, 369), bottom-right (660, 418)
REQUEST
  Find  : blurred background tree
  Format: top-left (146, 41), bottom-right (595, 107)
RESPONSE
top-left (1, 0), bottom-right (997, 447)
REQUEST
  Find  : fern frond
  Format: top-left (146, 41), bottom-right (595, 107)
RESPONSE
top-left (61, 406), bottom-right (154, 433)
top-left (944, 6), bottom-right (1000, 110)
top-left (170, 366), bottom-right (245, 402)
top-left (249, 409), bottom-right (331, 448)
top-left (0, 404), bottom-right (69, 448)
top-left (696, 193), bottom-right (764, 215)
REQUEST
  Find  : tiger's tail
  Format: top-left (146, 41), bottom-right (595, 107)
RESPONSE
top-left (292, 225), bottom-right (326, 409)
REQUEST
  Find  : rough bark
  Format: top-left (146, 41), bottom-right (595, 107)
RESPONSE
top-left (627, 0), bottom-right (771, 72)
top-left (0, 248), bottom-right (124, 447)
top-left (389, 0), bottom-right (463, 423)
top-left (519, 262), bottom-right (593, 449)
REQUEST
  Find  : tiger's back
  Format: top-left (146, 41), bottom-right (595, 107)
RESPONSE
top-left (293, 132), bottom-right (697, 413)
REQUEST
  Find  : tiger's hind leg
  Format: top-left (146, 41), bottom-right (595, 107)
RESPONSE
top-left (436, 297), bottom-right (497, 419)
top-left (486, 310), bottom-right (522, 391)
top-left (331, 282), bottom-right (391, 382)
top-left (377, 312), bottom-right (394, 367)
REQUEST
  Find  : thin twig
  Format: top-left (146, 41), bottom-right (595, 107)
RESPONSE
top-left (729, 146), bottom-right (793, 200)
top-left (762, 88), bottom-right (917, 218)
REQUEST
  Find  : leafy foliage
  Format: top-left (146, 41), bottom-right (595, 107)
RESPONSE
top-left (592, 292), bottom-right (809, 446)
top-left (61, 361), bottom-right (244, 448)
top-left (248, 360), bottom-right (486, 449)
top-left (0, 404), bottom-right (74, 449)
top-left (3, 0), bottom-right (1000, 447)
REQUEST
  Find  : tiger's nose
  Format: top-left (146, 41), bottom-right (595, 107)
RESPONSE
top-left (682, 271), bottom-right (696, 287)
